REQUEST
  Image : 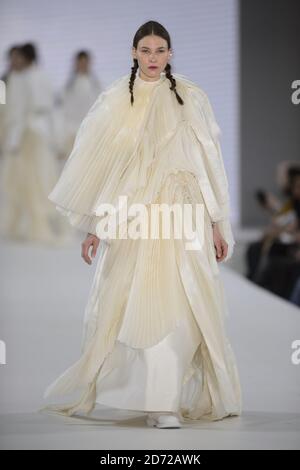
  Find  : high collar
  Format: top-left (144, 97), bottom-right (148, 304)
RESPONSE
top-left (135, 69), bottom-right (166, 87)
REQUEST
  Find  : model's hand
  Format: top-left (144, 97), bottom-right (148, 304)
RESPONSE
top-left (81, 233), bottom-right (100, 265)
top-left (212, 224), bottom-right (228, 262)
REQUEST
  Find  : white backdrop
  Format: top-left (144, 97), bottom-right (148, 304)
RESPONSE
top-left (0, 0), bottom-right (240, 224)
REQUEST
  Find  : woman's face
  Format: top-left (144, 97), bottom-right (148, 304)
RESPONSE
top-left (132, 34), bottom-right (172, 82)
top-left (10, 50), bottom-right (25, 71)
top-left (76, 56), bottom-right (90, 74)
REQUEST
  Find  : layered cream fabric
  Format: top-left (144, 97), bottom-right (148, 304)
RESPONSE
top-left (95, 310), bottom-right (203, 413)
top-left (47, 70), bottom-right (235, 256)
top-left (42, 71), bottom-right (242, 421)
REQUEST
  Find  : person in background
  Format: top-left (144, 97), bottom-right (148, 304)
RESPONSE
top-left (0, 45), bottom-right (24, 84)
top-left (246, 167), bottom-right (300, 302)
top-left (290, 277), bottom-right (300, 307)
top-left (0, 45), bottom-right (24, 158)
top-left (59, 50), bottom-right (101, 159)
top-left (0, 43), bottom-right (71, 244)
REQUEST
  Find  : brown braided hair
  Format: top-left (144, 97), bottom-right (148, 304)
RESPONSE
top-left (129, 21), bottom-right (184, 107)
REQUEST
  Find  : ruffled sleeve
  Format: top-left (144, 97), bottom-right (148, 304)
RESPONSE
top-left (185, 85), bottom-right (236, 261)
top-left (201, 93), bottom-right (235, 261)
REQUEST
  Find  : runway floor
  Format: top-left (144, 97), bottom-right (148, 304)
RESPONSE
top-left (0, 236), bottom-right (299, 449)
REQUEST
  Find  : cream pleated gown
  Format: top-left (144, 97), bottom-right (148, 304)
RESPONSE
top-left (42, 70), bottom-right (242, 421)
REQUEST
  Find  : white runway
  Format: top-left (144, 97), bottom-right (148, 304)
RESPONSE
top-left (0, 237), bottom-right (299, 449)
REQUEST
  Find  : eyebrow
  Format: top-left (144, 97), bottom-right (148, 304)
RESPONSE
top-left (140, 46), bottom-right (166, 50)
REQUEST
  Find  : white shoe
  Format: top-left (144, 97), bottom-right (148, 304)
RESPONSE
top-left (146, 413), bottom-right (182, 429)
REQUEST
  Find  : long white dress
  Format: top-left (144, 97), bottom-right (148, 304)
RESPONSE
top-left (41, 70), bottom-right (242, 421)
top-left (60, 73), bottom-right (101, 158)
top-left (0, 64), bottom-right (68, 243)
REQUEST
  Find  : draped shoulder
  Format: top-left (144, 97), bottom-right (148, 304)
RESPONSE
top-left (48, 70), bottom-right (235, 260)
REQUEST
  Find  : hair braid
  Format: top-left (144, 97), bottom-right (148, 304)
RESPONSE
top-left (129, 59), bottom-right (138, 105)
top-left (164, 63), bottom-right (184, 105)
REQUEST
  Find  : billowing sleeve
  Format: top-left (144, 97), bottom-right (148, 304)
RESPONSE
top-left (49, 91), bottom-right (107, 236)
top-left (47, 74), bottom-right (131, 239)
top-left (187, 86), bottom-right (236, 262)
top-left (202, 93), bottom-right (235, 261)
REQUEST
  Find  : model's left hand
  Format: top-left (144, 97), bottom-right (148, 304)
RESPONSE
top-left (212, 224), bottom-right (228, 262)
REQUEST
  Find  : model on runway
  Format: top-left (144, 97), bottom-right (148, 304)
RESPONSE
top-left (41, 20), bottom-right (242, 429)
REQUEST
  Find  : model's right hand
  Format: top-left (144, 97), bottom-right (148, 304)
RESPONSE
top-left (81, 233), bottom-right (100, 265)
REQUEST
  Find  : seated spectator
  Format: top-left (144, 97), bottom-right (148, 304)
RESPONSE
top-left (246, 166), bottom-right (300, 302)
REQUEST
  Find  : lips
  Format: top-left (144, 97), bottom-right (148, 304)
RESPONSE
top-left (148, 66), bottom-right (158, 69)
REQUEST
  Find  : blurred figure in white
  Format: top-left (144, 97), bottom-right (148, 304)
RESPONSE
top-left (0, 45), bottom-right (23, 83)
top-left (0, 45), bottom-right (23, 157)
top-left (59, 50), bottom-right (101, 159)
top-left (0, 43), bottom-right (72, 244)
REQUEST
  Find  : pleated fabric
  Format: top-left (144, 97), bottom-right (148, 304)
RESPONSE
top-left (47, 70), bottom-right (235, 258)
top-left (41, 70), bottom-right (242, 421)
top-left (95, 313), bottom-right (203, 413)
